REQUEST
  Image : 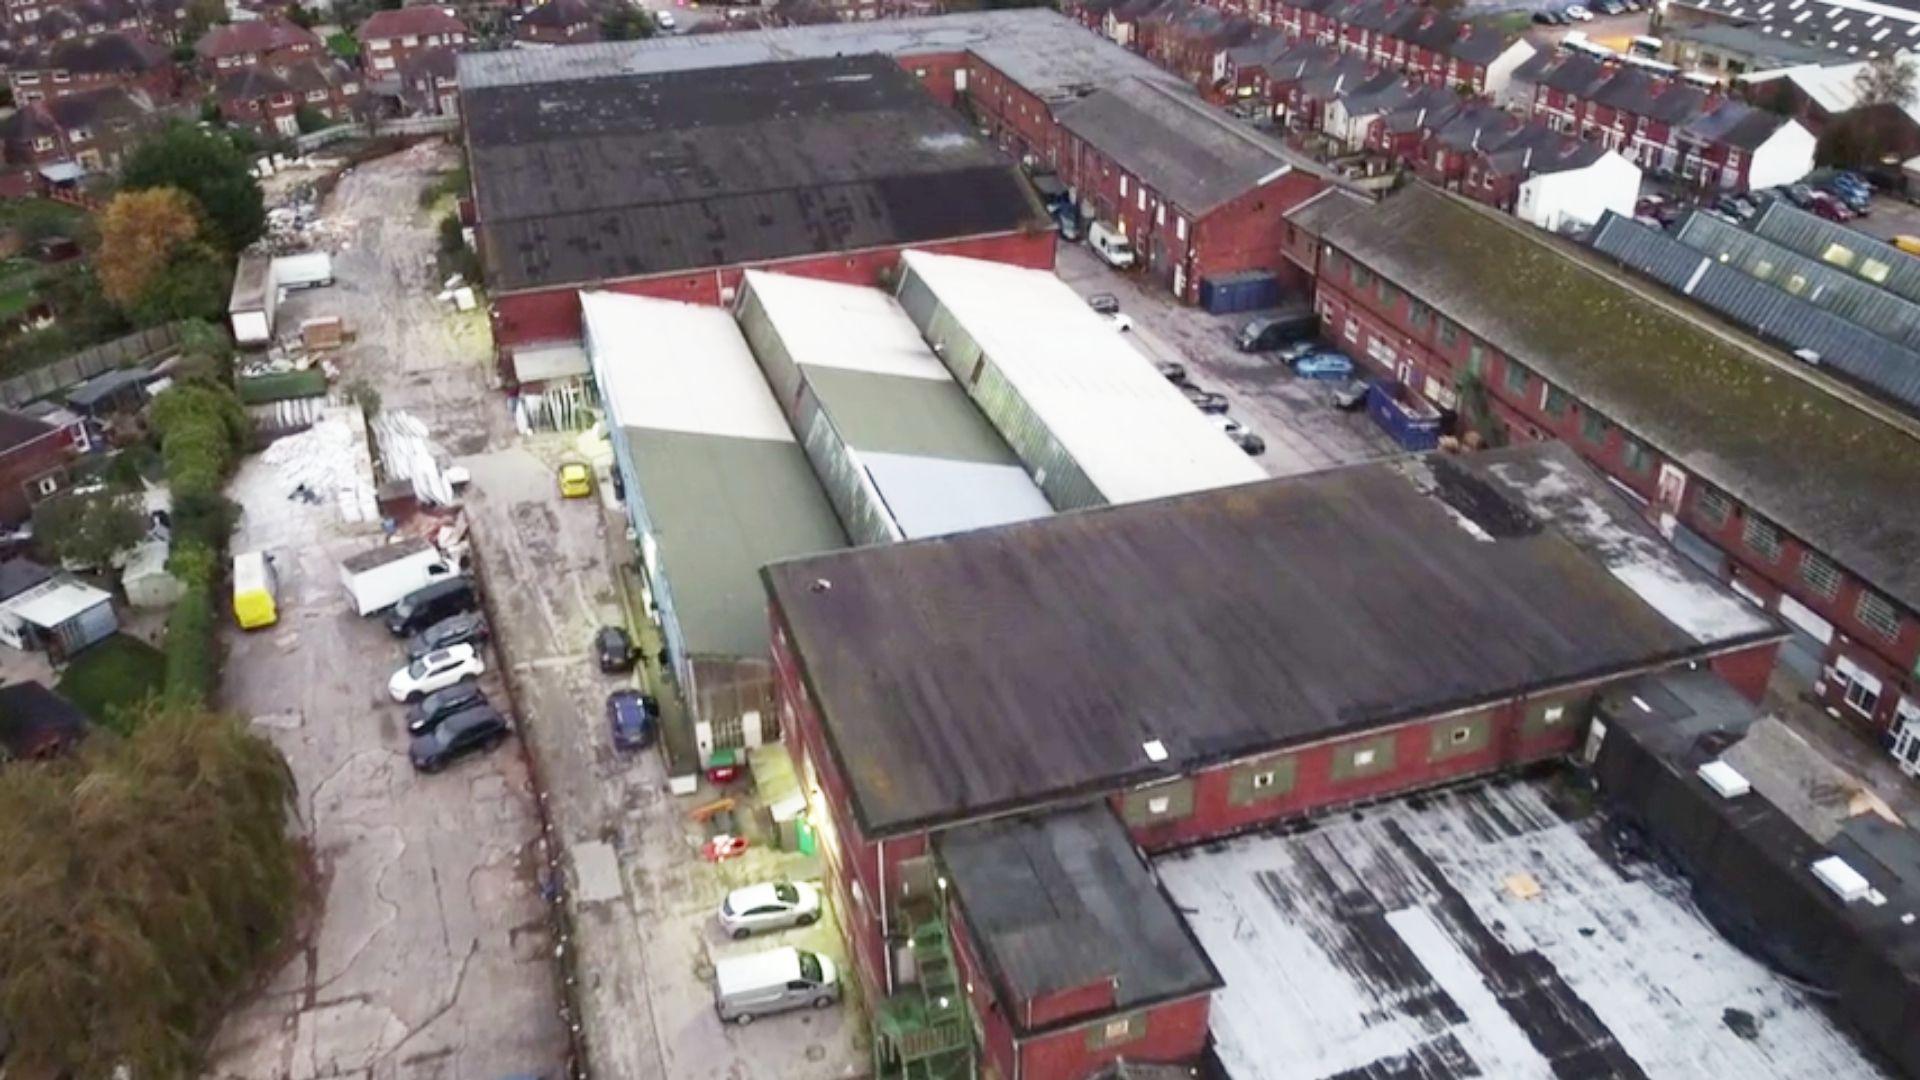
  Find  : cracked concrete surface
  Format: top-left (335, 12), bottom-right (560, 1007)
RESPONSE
top-left (206, 143), bottom-right (566, 1080)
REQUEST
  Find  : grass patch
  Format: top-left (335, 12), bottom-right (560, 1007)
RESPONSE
top-left (237, 368), bottom-right (327, 404)
top-left (1473, 11), bottom-right (1534, 35)
top-left (56, 633), bottom-right (166, 734)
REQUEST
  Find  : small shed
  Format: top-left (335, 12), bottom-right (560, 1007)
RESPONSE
top-left (64, 367), bottom-right (152, 417)
top-left (0, 578), bottom-right (116, 658)
top-left (120, 540), bottom-right (184, 609)
top-left (0, 681), bottom-right (87, 761)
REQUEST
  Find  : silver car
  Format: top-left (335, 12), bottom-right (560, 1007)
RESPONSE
top-left (718, 881), bottom-right (823, 939)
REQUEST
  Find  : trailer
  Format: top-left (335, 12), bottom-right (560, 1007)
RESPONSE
top-left (228, 254), bottom-right (275, 347)
top-left (271, 252), bottom-right (334, 291)
top-left (338, 537), bottom-right (455, 616)
top-left (1365, 378), bottom-right (1442, 451)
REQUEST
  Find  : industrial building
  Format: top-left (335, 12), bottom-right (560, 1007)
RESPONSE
top-left (1293, 182), bottom-right (1920, 745)
top-left (732, 270), bottom-right (1053, 545)
top-left (465, 54), bottom-right (1054, 388)
top-left (764, 442), bottom-right (1782, 1080)
top-left (894, 249), bottom-right (1266, 508)
top-left (582, 290), bottom-right (847, 749)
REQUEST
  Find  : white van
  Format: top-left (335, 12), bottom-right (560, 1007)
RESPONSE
top-left (1088, 221), bottom-right (1137, 269)
top-left (713, 947), bottom-right (840, 1025)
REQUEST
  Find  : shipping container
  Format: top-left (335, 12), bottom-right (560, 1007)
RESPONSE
top-left (1199, 271), bottom-right (1281, 315)
top-left (228, 254), bottom-right (275, 347)
top-left (1366, 378), bottom-right (1442, 451)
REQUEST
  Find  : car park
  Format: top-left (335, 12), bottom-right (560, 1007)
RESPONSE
top-left (386, 576), bottom-right (477, 636)
top-left (1293, 351), bottom-right (1356, 380)
top-left (713, 947), bottom-right (840, 1025)
top-left (607, 688), bottom-right (658, 752)
top-left (389, 643), bottom-right (486, 702)
top-left (596, 625), bottom-right (638, 673)
top-left (409, 705), bottom-right (510, 773)
top-left (718, 881), bottom-right (824, 939)
top-left (406, 610), bottom-right (490, 660)
top-left (406, 682), bottom-right (489, 736)
top-left (1181, 384), bottom-right (1230, 413)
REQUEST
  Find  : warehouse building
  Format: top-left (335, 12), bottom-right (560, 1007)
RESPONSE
top-left (581, 291), bottom-right (846, 749)
top-left (732, 270), bottom-right (1053, 545)
top-left (894, 249), bottom-right (1266, 509)
top-left (465, 54), bottom-right (1053, 389)
top-left (763, 442), bottom-right (1781, 1080)
top-left (1297, 183), bottom-right (1920, 744)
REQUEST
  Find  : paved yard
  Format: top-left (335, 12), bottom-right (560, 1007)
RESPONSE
top-left (1054, 241), bottom-right (1400, 477)
top-left (206, 142), bottom-right (568, 1080)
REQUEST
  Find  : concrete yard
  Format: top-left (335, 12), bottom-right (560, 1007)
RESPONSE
top-left (1156, 775), bottom-right (1889, 1080)
top-left (1053, 240), bottom-right (1400, 478)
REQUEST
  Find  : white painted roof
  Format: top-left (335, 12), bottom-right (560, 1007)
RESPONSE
top-left (5, 579), bottom-right (110, 628)
top-left (581, 291), bottom-right (796, 443)
top-left (1741, 53), bottom-right (1920, 124)
top-left (898, 250), bottom-right (1267, 504)
top-left (741, 270), bottom-right (950, 381)
top-left (860, 453), bottom-right (1055, 538)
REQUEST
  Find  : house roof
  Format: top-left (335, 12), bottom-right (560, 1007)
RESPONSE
top-left (357, 5), bottom-right (466, 42)
top-left (1320, 183), bottom-right (1920, 611)
top-left (44, 31), bottom-right (167, 73)
top-left (765, 442), bottom-right (1776, 838)
top-left (1681, 98), bottom-right (1793, 151)
top-left (400, 44), bottom-right (458, 84)
top-left (0, 681), bottom-right (87, 760)
top-left (0, 409), bottom-right (54, 454)
top-left (936, 805), bottom-right (1221, 1030)
top-left (1588, 68), bottom-right (1707, 125)
top-left (5, 579), bottom-right (111, 628)
top-left (194, 18), bottom-right (319, 59)
top-left (464, 55), bottom-right (1046, 294)
top-left (0, 558), bottom-right (53, 603)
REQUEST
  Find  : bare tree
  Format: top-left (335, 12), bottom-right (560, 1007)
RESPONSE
top-left (1855, 53), bottom-right (1918, 108)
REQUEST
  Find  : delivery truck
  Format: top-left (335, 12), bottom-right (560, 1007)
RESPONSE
top-left (339, 537), bottom-right (456, 616)
top-left (232, 550), bottom-right (278, 629)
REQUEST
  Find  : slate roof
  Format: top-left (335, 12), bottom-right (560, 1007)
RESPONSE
top-left (0, 681), bottom-right (87, 760)
top-left (1682, 98), bottom-right (1792, 151)
top-left (194, 18), bottom-right (319, 59)
top-left (1318, 183), bottom-right (1920, 612)
top-left (518, 0), bottom-right (595, 29)
top-left (765, 441), bottom-right (1775, 837)
top-left (0, 557), bottom-right (53, 602)
top-left (43, 31), bottom-right (167, 73)
top-left (1589, 68), bottom-right (1707, 124)
top-left (357, 6), bottom-right (467, 41)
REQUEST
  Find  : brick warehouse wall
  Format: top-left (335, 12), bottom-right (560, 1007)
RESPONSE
top-left (491, 229), bottom-right (1058, 369)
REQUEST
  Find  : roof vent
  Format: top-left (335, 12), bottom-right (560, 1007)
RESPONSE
top-left (1142, 739), bottom-right (1168, 763)
top-left (1697, 761), bottom-right (1751, 799)
top-left (1812, 855), bottom-right (1871, 902)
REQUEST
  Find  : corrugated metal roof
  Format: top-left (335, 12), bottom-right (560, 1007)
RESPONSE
top-left (1591, 213), bottom-right (1920, 411)
top-left (1749, 199), bottom-right (1920, 307)
top-left (894, 250), bottom-right (1266, 508)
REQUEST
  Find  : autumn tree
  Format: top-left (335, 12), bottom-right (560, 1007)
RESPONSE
top-left (120, 123), bottom-right (266, 254)
top-left (95, 187), bottom-right (204, 310)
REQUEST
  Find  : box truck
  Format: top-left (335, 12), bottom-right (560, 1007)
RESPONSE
top-left (339, 537), bottom-right (456, 616)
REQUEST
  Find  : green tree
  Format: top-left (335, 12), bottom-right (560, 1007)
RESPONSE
top-left (119, 124), bottom-right (267, 254)
top-left (601, 4), bottom-right (655, 40)
top-left (0, 703), bottom-right (301, 1076)
top-left (295, 104), bottom-right (332, 134)
top-left (31, 488), bottom-right (148, 568)
top-left (130, 247), bottom-right (233, 326)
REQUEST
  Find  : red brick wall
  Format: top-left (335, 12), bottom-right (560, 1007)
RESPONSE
top-left (492, 229), bottom-right (1057, 355)
top-left (896, 50), bottom-right (967, 107)
top-left (1191, 169), bottom-right (1323, 301)
top-left (947, 901), bottom-right (1020, 1079)
top-left (1712, 641), bottom-right (1783, 704)
top-left (967, 56), bottom-right (1059, 166)
top-left (0, 423), bottom-right (77, 526)
top-left (1018, 992), bottom-right (1213, 1080)
top-left (1025, 980), bottom-right (1116, 1029)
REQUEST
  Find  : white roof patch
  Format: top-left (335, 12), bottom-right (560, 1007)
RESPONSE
top-left (581, 291), bottom-right (796, 443)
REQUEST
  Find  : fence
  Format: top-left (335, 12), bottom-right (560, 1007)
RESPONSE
top-left (292, 115), bottom-right (459, 155)
top-left (0, 321), bottom-right (188, 407)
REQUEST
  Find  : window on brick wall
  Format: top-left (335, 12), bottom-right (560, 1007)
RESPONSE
top-left (1376, 276), bottom-right (1392, 306)
top-left (1353, 263), bottom-right (1372, 288)
top-left (1502, 361), bottom-right (1531, 397)
top-left (1543, 385), bottom-right (1569, 417)
top-left (1695, 485), bottom-right (1733, 527)
top-left (1799, 551), bottom-right (1842, 600)
top-left (1620, 436), bottom-right (1652, 474)
top-left (1857, 590), bottom-right (1900, 639)
top-left (1743, 515), bottom-right (1783, 562)
top-left (1409, 301), bottom-right (1431, 330)
top-left (1439, 320), bottom-right (1458, 348)
top-left (1581, 410), bottom-right (1610, 444)
top-left (1466, 342), bottom-right (1485, 377)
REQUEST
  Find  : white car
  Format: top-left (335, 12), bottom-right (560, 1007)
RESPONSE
top-left (655, 9), bottom-right (676, 30)
top-left (1211, 415), bottom-right (1247, 438)
top-left (719, 881), bottom-right (823, 939)
top-left (389, 643), bottom-right (485, 702)
top-left (1565, 4), bottom-right (1594, 18)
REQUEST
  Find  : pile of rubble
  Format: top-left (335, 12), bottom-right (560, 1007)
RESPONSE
top-left (259, 405), bottom-right (380, 524)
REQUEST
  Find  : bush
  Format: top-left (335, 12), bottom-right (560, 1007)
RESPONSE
top-left (161, 584), bottom-right (220, 706)
top-left (172, 491), bottom-right (239, 552)
top-left (149, 380), bottom-right (247, 702)
top-left (31, 488), bottom-right (148, 569)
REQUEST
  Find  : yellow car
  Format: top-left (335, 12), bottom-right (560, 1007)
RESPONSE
top-left (1894, 235), bottom-right (1920, 256)
top-left (558, 462), bottom-right (593, 498)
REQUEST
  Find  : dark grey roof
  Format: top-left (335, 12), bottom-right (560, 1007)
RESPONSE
top-left (1589, 69), bottom-right (1708, 124)
top-left (1285, 186), bottom-right (1371, 236)
top-left (1681, 99), bottom-right (1792, 151)
top-left (1669, 0), bottom-right (1920, 61)
top-left (765, 442), bottom-right (1773, 837)
top-left (1319, 184), bottom-right (1920, 612)
top-left (64, 366), bottom-right (149, 410)
top-left (1750, 198), bottom-right (1920, 308)
top-left (935, 805), bottom-right (1220, 1027)
top-left (1664, 20), bottom-right (1835, 66)
top-left (0, 681), bottom-right (87, 759)
top-left (1591, 212), bottom-right (1920, 412)
top-left (0, 557), bottom-right (52, 602)
top-left (0, 410), bottom-right (54, 454)
top-left (464, 56), bottom-right (1047, 293)
top-left (46, 31), bottom-right (166, 73)
top-left (1053, 76), bottom-right (1315, 215)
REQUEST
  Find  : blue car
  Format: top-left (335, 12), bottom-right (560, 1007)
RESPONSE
top-left (1293, 351), bottom-right (1356, 380)
top-left (607, 689), bottom-right (658, 752)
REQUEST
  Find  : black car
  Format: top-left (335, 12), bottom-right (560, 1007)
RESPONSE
top-left (407, 682), bottom-right (489, 736)
top-left (1181, 384), bottom-right (1230, 413)
top-left (409, 706), bottom-right (509, 773)
top-left (608, 689), bottom-right (659, 751)
top-left (596, 625), bottom-right (638, 673)
top-left (1231, 432), bottom-right (1267, 456)
top-left (406, 610), bottom-right (490, 660)
top-left (1156, 360), bottom-right (1189, 384)
top-left (1086, 293), bottom-right (1121, 315)
top-left (386, 576), bottom-right (477, 637)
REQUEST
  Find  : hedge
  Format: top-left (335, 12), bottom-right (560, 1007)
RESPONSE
top-left (150, 380), bottom-right (247, 706)
top-left (237, 369), bottom-right (326, 405)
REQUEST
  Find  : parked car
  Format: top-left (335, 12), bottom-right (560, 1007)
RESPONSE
top-left (1808, 193), bottom-right (1855, 222)
top-left (1086, 293), bottom-right (1120, 315)
top-left (1892, 234), bottom-right (1920, 255)
top-left (1155, 360), bottom-right (1189, 384)
top-left (607, 689), bottom-right (658, 752)
top-left (719, 880), bottom-right (824, 939)
top-left (1331, 379), bottom-right (1371, 412)
top-left (596, 625), bottom-right (638, 673)
top-left (1564, 5), bottom-right (1593, 20)
top-left (406, 610), bottom-right (489, 660)
top-left (409, 705), bottom-right (510, 773)
top-left (389, 643), bottom-right (486, 703)
top-left (1180, 384), bottom-right (1230, 413)
top-left (407, 682), bottom-right (489, 736)
top-left (1276, 340), bottom-right (1320, 363)
top-left (1786, 183), bottom-right (1818, 208)
top-left (1212, 416), bottom-right (1247, 438)
top-left (1229, 431), bottom-right (1266, 456)
top-left (1293, 351), bottom-right (1356, 380)
top-left (385, 576), bottom-right (477, 637)
top-left (558, 461), bottom-right (593, 499)
top-left (1236, 310), bottom-right (1318, 352)
top-left (1107, 312), bottom-right (1134, 333)
top-left (654, 9), bottom-right (675, 30)
top-left (1531, 9), bottom-right (1559, 23)
top-left (713, 947), bottom-right (840, 1025)
top-left (1595, 0), bottom-right (1626, 13)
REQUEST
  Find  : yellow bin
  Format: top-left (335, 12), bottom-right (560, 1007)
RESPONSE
top-left (232, 550), bottom-right (278, 630)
